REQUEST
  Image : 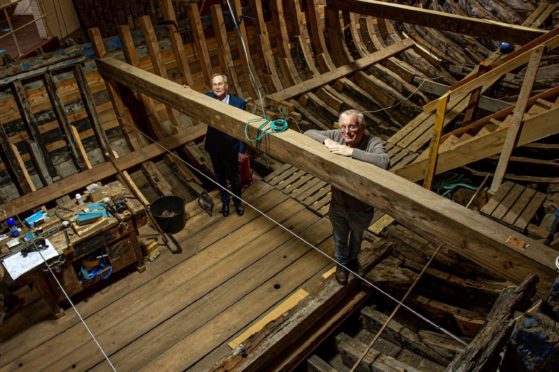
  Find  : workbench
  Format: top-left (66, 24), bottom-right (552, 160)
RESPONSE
top-left (3, 181), bottom-right (146, 317)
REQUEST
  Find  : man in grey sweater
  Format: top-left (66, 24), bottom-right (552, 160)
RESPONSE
top-left (305, 109), bottom-right (389, 284)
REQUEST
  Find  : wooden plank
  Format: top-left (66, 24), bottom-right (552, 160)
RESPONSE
top-left (73, 63), bottom-right (111, 155)
top-left (515, 191), bottom-right (546, 231)
top-left (53, 201), bottom-right (324, 371)
top-left (296, 180), bottom-right (327, 202)
top-left (186, 2), bottom-right (213, 83)
top-left (214, 242), bottom-right (392, 371)
top-left (9, 142), bottom-right (36, 192)
top-left (268, 39), bottom-right (414, 101)
top-left (328, 0), bottom-right (546, 45)
top-left (11, 79), bottom-right (57, 178)
top-left (3, 190), bottom-right (306, 370)
top-left (480, 181), bottom-right (514, 216)
top-left (491, 183), bottom-right (525, 220)
top-left (138, 15), bottom-right (182, 134)
top-left (247, 0), bottom-right (284, 91)
top-left (228, 288), bottom-right (310, 349)
top-left (160, 0), bottom-right (194, 87)
top-left (268, 166), bottom-right (298, 186)
top-left (69, 124), bottom-right (92, 169)
top-left (502, 187), bottom-right (537, 226)
top-left (306, 0), bottom-right (334, 69)
top-left (0, 130), bottom-right (34, 195)
top-left (394, 106), bottom-right (559, 183)
top-left (142, 161), bottom-right (174, 196)
top-left (277, 170), bottom-right (306, 191)
top-left (96, 57), bottom-right (558, 291)
top-left (25, 140), bottom-right (52, 185)
top-left (424, 34), bottom-right (559, 114)
top-left (43, 70), bottom-right (85, 170)
top-left (263, 163), bottom-right (293, 182)
top-left (489, 45), bottom-right (545, 194)
top-left (423, 94), bottom-right (448, 190)
top-left (210, 4), bottom-right (242, 95)
top-left (413, 77), bottom-right (510, 113)
top-left (231, 0), bottom-right (253, 79)
top-left (0, 127), bottom-right (205, 221)
top-left (283, 173), bottom-right (314, 194)
top-left (87, 27), bottom-right (145, 150)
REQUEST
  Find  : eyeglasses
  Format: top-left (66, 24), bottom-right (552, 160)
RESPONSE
top-left (340, 124), bottom-right (359, 132)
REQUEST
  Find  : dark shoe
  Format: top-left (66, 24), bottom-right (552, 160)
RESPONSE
top-left (335, 265), bottom-right (348, 285)
top-left (235, 204), bottom-right (244, 216)
top-left (349, 259), bottom-right (364, 277)
top-left (221, 204), bottom-right (230, 217)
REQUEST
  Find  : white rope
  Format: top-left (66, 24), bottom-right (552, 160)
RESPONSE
top-left (124, 123), bottom-right (468, 347)
top-left (225, 0), bottom-right (267, 118)
top-left (12, 216), bottom-right (117, 371)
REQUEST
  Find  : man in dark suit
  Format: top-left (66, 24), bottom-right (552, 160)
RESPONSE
top-left (205, 73), bottom-right (247, 217)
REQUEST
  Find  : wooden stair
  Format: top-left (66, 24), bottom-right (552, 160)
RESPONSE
top-left (393, 87), bottom-right (559, 182)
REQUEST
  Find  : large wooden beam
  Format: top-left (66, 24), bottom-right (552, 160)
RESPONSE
top-left (268, 39), bottom-right (414, 101)
top-left (328, 0), bottom-right (546, 45)
top-left (0, 126), bottom-right (205, 221)
top-left (96, 57), bottom-right (557, 292)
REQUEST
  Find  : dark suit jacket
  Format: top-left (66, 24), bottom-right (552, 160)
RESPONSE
top-left (204, 93), bottom-right (246, 155)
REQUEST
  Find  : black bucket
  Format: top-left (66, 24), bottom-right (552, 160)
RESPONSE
top-left (149, 195), bottom-right (186, 234)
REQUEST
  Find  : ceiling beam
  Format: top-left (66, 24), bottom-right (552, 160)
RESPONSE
top-left (95, 57), bottom-right (557, 293)
top-left (328, 0), bottom-right (546, 45)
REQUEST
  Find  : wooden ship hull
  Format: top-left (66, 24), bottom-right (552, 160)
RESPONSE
top-left (1, 1), bottom-right (558, 371)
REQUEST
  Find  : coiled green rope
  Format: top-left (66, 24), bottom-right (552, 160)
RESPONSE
top-left (244, 117), bottom-right (289, 142)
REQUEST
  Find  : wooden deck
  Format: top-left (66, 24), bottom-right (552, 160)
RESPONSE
top-left (0, 179), bottom-right (336, 371)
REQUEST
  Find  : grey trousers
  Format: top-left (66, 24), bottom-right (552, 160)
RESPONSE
top-left (328, 202), bottom-right (374, 265)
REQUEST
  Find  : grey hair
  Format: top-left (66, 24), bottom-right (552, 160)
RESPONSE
top-left (210, 73), bottom-right (228, 85)
top-left (339, 109), bottom-right (365, 127)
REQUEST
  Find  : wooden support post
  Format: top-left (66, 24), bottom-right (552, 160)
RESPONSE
top-left (461, 63), bottom-right (491, 126)
top-left (70, 125), bottom-right (93, 169)
top-left (423, 94), bottom-right (449, 190)
top-left (0, 129), bottom-right (34, 194)
top-left (307, 0), bottom-right (335, 70)
top-left (290, 0), bottom-right (320, 76)
top-left (43, 70), bottom-right (86, 170)
top-left (138, 15), bottom-right (182, 135)
top-left (271, 0), bottom-right (302, 85)
top-left (86, 26), bottom-right (150, 211)
top-left (185, 2), bottom-right (213, 83)
top-left (9, 142), bottom-right (36, 192)
top-left (73, 63), bottom-right (111, 157)
top-left (11, 79), bottom-right (57, 179)
top-left (25, 140), bottom-right (52, 186)
top-left (87, 27), bottom-right (145, 150)
top-left (117, 24), bottom-right (165, 141)
top-left (210, 4), bottom-right (243, 95)
top-left (489, 46), bottom-right (545, 194)
top-left (160, 0), bottom-right (194, 87)
top-left (248, 0), bottom-right (284, 91)
top-left (231, 0), bottom-right (251, 75)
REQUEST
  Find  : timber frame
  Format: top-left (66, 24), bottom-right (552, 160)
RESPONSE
top-left (96, 57), bottom-right (556, 292)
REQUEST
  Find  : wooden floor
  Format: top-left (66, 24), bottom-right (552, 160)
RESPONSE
top-left (0, 179), bottom-right (336, 371)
